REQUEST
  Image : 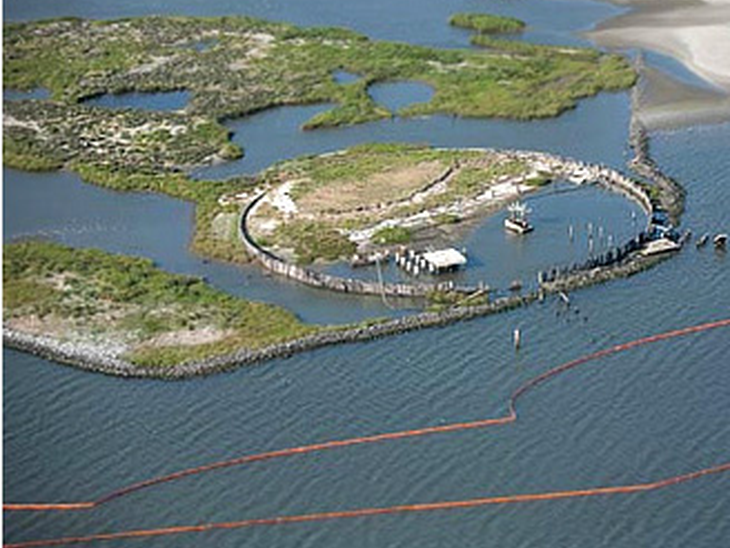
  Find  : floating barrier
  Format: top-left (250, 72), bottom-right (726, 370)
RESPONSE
top-left (5, 463), bottom-right (729, 547)
top-left (5, 317), bottom-right (729, 518)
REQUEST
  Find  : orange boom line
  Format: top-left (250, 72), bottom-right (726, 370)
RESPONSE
top-left (4, 317), bottom-right (730, 514)
top-left (5, 462), bottom-right (730, 548)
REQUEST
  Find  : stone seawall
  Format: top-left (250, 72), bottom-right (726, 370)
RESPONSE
top-left (2, 249), bottom-right (662, 379)
top-left (628, 61), bottom-right (686, 224)
top-left (2, 145), bottom-right (681, 379)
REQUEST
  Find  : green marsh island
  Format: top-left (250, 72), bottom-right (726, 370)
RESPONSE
top-left (3, 13), bottom-right (643, 374)
top-left (3, 241), bottom-right (319, 368)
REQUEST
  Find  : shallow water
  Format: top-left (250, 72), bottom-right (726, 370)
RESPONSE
top-left (332, 70), bottom-right (361, 85)
top-left (325, 182), bottom-right (645, 293)
top-left (368, 81), bottom-right (434, 113)
top-left (3, 87), bottom-right (50, 101)
top-left (3, 0), bottom-right (730, 547)
top-left (195, 91), bottom-right (631, 180)
top-left (1, 167), bottom-right (400, 325)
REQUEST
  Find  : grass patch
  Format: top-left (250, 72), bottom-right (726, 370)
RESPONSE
top-left (273, 221), bottom-right (356, 264)
top-left (373, 226), bottom-right (412, 245)
top-left (525, 174), bottom-right (551, 187)
top-left (254, 144), bottom-right (543, 262)
top-left (3, 241), bottom-right (318, 367)
top-left (449, 13), bottom-right (526, 34)
top-left (4, 15), bottom-right (635, 128)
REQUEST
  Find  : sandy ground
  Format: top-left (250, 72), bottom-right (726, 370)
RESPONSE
top-left (589, 0), bottom-right (730, 127)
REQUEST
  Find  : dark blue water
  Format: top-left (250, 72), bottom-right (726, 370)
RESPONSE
top-left (196, 91), bottom-right (631, 180)
top-left (4, 0), bottom-right (624, 50)
top-left (4, 1), bottom-right (730, 547)
top-left (1, 167), bottom-right (399, 324)
top-left (82, 91), bottom-right (190, 111)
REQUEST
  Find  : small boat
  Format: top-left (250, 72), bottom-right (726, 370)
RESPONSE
top-left (696, 233), bottom-right (709, 248)
top-left (714, 234), bottom-right (728, 249)
top-left (509, 279), bottom-right (523, 292)
top-left (504, 202), bottom-right (533, 235)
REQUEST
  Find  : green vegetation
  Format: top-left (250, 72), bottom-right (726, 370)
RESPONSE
top-left (251, 144), bottom-right (552, 263)
top-left (3, 99), bottom-right (252, 264)
top-left (526, 174), bottom-right (551, 187)
top-left (4, 14), bottom-right (635, 128)
top-left (449, 13), bottom-right (526, 34)
top-left (426, 288), bottom-right (490, 312)
top-left (373, 226), bottom-right (412, 245)
top-left (3, 15), bottom-right (636, 268)
top-left (70, 165), bottom-right (254, 264)
top-left (4, 241), bottom-right (317, 367)
top-left (434, 213), bottom-right (462, 225)
top-left (272, 221), bottom-right (357, 264)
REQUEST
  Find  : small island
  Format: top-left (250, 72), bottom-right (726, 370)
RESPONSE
top-left (4, 15), bottom-right (635, 127)
top-left (3, 241), bottom-right (318, 369)
top-left (3, 140), bottom-right (677, 377)
top-left (249, 143), bottom-right (549, 264)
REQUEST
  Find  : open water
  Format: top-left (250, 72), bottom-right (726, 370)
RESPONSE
top-left (3, 1), bottom-right (729, 546)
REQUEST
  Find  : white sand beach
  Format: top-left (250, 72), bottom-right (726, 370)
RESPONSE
top-left (589, 0), bottom-right (730, 126)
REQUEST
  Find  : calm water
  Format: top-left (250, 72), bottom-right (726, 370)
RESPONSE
top-left (3, 88), bottom-right (50, 101)
top-left (3, 0), bottom-right (729, 547)
top-left (324, 182), bottom-right (645, 293)
top-left (368, 82), bottom-right (434, 113)
top-left (333, 70), bottom-right (361, 85)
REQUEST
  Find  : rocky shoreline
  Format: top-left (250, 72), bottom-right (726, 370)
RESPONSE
top-left (3, 133), bottom-right (685, 380)
top-left (3, 249), bottom-right (664, 379)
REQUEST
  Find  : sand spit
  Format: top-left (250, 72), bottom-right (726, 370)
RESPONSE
top-left (589, 0), bottom-right (730, 127)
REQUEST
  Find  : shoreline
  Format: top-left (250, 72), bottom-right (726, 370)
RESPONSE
top-left (242, 148), bottom-right (655, 296)
top-left (589, 0), bottom-right (730, 127)
top-left (3, 133), bottom-right (685, 379)
top-left (2, 252), bottom-right (665, 379)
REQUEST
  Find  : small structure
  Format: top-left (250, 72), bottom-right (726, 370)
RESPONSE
top-left (395, 247), bottom-right (467, 276)
top-left (641, 238), bottom-right (681, 256)
top-left (505, 202), bottom-right (533, 235)
top-left (421, 248), bottom-right (468, 273)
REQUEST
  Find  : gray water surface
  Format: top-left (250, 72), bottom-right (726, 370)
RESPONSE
top-left (3, 1), bottom-right (729, 547)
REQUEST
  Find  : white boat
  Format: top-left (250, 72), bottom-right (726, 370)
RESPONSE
top-left (505, 202), bottom-right (533, 234)
top-left (714, 234), bottom-right (728, 249)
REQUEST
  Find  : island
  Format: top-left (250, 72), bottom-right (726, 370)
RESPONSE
top-left (5, 14), bottom-right (685, 378)
top-left (3, 138), bottom-right (678, 377)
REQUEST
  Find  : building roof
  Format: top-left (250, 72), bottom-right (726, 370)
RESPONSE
top-left (422, 248), bottom-right (467, 269)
